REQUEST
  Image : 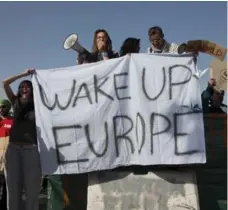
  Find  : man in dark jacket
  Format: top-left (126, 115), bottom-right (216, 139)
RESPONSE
top-left (201, 78), bottom-right (216, 112)
top-left (201, 79), bottom-right (226, 114)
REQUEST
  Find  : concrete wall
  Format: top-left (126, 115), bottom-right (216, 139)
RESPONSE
top-left (87, 169), bottom-right (199, 210)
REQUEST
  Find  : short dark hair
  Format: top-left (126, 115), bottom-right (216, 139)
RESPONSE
top-left (119, 37), bottom-right (140, 56)
top-left (148, 26), bottom-right (164, 37)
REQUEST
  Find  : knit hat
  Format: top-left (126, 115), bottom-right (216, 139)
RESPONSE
top-left (0, 99), bottom-right (11, 109)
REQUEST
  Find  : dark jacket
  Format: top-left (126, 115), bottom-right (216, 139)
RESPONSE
top-left (79, 51), bottom-right (119, 63)
top-left (201, 85), bottom-right (226, 114)
top-left (201, 85), bottom-right (214, 112)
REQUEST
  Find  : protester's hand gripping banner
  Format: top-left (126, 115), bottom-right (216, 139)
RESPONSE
top-left (32, 54), bottom-right (206, 175)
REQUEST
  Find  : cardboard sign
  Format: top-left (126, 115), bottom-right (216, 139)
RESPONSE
top-left (184, 40), bottom-right (227, 61)
top-left (210, 59), bottom-right (227, 91)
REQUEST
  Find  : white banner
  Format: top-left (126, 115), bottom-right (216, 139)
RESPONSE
top-left (32, 54), bottom-right (206, 175)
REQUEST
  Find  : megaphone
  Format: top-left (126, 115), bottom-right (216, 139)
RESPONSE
top-left (63, 33), bottom-right (88, 54)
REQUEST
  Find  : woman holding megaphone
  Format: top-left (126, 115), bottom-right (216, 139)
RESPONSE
top-left (64, 29), bottom-right (118, 64)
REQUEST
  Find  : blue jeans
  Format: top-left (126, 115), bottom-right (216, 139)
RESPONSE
top-left (4, 143), bottom-right (41, 210)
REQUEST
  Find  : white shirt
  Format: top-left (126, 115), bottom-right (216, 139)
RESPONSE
top-left (147, 41), bottom-right (179, 54)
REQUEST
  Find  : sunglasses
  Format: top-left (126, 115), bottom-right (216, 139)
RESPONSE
top-left (0, 105), bottom-right (6, 109)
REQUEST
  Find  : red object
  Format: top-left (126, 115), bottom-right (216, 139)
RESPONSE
top-left (0, 117), bottom-right (13, 138)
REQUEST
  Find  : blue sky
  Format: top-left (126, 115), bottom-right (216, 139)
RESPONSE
top-left (0, 1), bottom-right (227, 98)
